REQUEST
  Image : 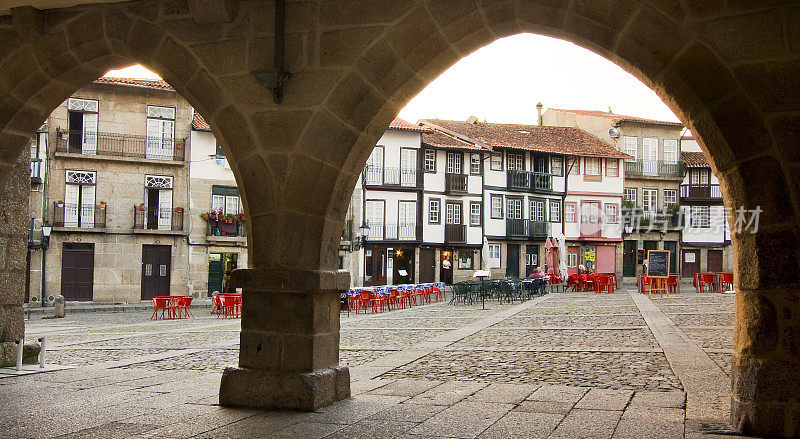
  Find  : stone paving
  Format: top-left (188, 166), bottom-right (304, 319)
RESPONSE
top-left (0, 289), bottom-right (753, 438)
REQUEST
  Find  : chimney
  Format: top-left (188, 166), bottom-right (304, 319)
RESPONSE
top-left (536, 102), bottom-right (543, 126)
top-left (466, 115), bottom-right (478, 125)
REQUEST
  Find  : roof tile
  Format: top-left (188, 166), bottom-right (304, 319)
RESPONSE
top-left (549, 108), bottom-right (683, 127)
top-left (95, 76), bottom-right (175, 91)
top-left (682, 151), bottom-right (709, 168)
top-left (192, 112), bottom-right (210, 131)
top-left (388, 117), bottom-right (431, 133)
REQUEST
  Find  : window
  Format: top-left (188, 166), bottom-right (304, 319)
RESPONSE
top-left (624, 188), bottom-right (637, 206)
top-left (584, 157), bottom-right (601, 176)
top-left (470, 202), bottom-right (481, 226)
top-left (549, 199), bottom-right (561, 222)
top-left (491, 195), bottom-right (503, 219)
top-left (215, 142), bottom-right (225, 158)
top-left (663, 139), bottom-right (678, 164)
top-left (568, 156), bottom-right (580, 175)
top-left (428, 198), bottom-right (440, 224)
top-left (446, 152), bottom-right (462, 174)
top-left (506, 197), bottom-right (523, 220)
top-left (67, 98), bottom-right (99, 155)
top-left (364, 146), bottom-right (384, 185)
top-left (490, 153), bottom-right (503, 170)
top-left (565, 203), bottom-right (576, 223)
top-left (64, 170), bottom-right (97, 228)
top-left (445, 201), bottom-right (462, 225)
top-left (664, 189), bottom-right (677, 207)
top-left (145, 175), bottom-right (175, 230)
top-left (690, 169), bottom-right (710, 185)
top-left (534, 155), bottom-right (548, 174)
top-left (581, 202), bottom-right (601, 223)
top-left (691, 205), bottom-right (710, 228)
top-left (568, 253), bottom-right (578, 267)
top-left (365, 200), bottom-right (385, 239)
top-left (551, 157), bottom-right (563, 176)
top-left (507, 152), bottom-right (524, 171)
top-left (211, 186), bottom-right (239, 215)
top-left (398, 201), bottom-right (417, 240)
top-left (458, 250), bottom-right (473, 269)
top-left (623, 136), bottom-right (638, 161)
top-left (605, 204), bottom-right (618, 223)
top-left (606, 159), bottom-right (618, 177)
top-left (146, 105), bottom-right (176, 160)
top-left (424, 149), bottom-right (436, 172)
top-left (530, 198), bottom-right (546, 222)
top-left (470, 153), bottom-right (482, 174)
top-left (642, 189), bottom-right (658, 213)
top-left (488, 244), bottom-right (501, 268)
top-left (399, 148), bottom-right (418, 186)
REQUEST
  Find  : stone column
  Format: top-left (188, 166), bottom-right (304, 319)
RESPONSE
top-left (0, 148), bottom-right (30, 366)
top-left (219, 268), bottom-right (350, 410)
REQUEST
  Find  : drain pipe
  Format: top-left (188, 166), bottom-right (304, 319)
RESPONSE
top-left (15, 338), bottom-right (23, 371)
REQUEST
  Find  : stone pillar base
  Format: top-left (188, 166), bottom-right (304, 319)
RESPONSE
top-left (219, 365), bottom-right (350, 411)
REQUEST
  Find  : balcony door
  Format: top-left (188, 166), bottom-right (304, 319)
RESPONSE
top-left (446, 152), bottom-right (462, 175)
top-left (365, 146), bottom-right (383, 185)
top-left (642, 138), bottom-right (658, 176)
top-left (67, 98), bottom-right (98, 155)
top-left (400, 148), bottom-right (417, 186)
top-left (64, 170), bottom-right (96, 228)
top-left (398, 201), bottom-right (417, 240)
top-left (364, 200), bottom-right (385, 240)
top-left (146, 106), bottom-right (175, 160)
top-left (144, 175), bottom-right (173, 230)
top-left (642, 189), bottom-right (658, 217)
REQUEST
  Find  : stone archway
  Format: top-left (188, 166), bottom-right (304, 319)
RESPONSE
top-left (0, 1), bottom-right (798, 436)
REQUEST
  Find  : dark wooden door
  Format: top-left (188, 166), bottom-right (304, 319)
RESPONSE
top-left (506, 244), bottom-right (519, 278)
top-left (61, 243), bottom-right (94, 301)
top-left (664, 241), bottom-right (678, 274)
top-left (208, 254), bottom-right (223, 295)
top-left (622, 240), bottom-right (637, 277)
top-left (682, 249), bottom-right (700, 279)
top-left (525, 245), bottom-right (539, 277)
top-left (141, 245), bottom-right (171, 300)
top-left (419, 248), bottom-right (435, 283)
top-left (707, 249), bottom-right (723, 273)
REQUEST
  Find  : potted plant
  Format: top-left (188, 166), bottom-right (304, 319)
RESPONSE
top-left (200, 212), bottom-right (209, 221)
top-left (621, 199), bottom-right (635, 209)
top-left (667, 203), bottom-right (681, 226)
top-left (99, 201), bottom-right (106, 209)
top-left (138, 203), bottom-right (146, 211)
top-left (220, 230), bottom-right (227, 236)
top-left (56, 199), bottom-right (64, 207)
top-left (175, 207), bottom-right (183, 213)
top-left (175, 138), bottom-right (186, 149)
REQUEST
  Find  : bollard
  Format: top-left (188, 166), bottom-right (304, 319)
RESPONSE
top-left (15, 338), bottom-right (23, 371)
top-left (38, 337), bottom-right (46, 368)
top-left (53, 295), bottom-right (65, 318)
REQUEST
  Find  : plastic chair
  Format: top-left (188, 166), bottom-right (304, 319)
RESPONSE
top-left (372, 291), bottom-right (389, 313)
top-left (151, 296), bottom-right (170, 320)
top-left (357, 291), bottom-right (372, 313)
top-left (639, 275), bottom-right (649, 294)
top-left (594, 275), bottom-right (611, 294)
top-left (698, 273), bottom-right (717, 293)
top-left (177, 296), bottom-right (193, 318)
top-left (667, 275), bottom-right (679, 294)
top-left (218, 294), bottom-right (239, 318)
top-left (719, 272), bottom-right (734, 292)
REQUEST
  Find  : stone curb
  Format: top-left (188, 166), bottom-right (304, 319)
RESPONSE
top-left (23, 300), bottom-right (214, 316)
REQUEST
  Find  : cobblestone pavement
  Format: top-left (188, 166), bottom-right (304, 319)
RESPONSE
top-left (2, 290), bottom-right (744, 438)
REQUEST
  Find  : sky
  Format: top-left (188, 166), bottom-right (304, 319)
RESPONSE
top-left (105, 33), bottom-right (680, 125)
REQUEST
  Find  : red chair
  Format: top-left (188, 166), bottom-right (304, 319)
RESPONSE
top-left (638, 275), bottom-right (649, 294)
top-left (600, 273), bottom-right (617, 292)
top-left (698, 273), bottom-right (716, 293)
top-left (413, 287), bottom-right (424, 306)
top-left (356, 291), bottom-right (372, 313)
top-left (388, 289), bottom-right (401, 310)
top-left (217, 294), bottom-right (240, 318)
top-left (567, 274), bottom-right (581, 292)
top-left (399, 289), bottom-right (413, 309)
top-left (719, 272), bottom-right (734, 292)
top-left (595, 275), bottom-right (612, 294)
top-left (666, 275), bottom-right (679, 294)
top-left (176, 296), bottom-right (193, 318)
top-left (433, 286), bottom-right (443, 302)
top-left (581, 274), bottom-right (595, 292)
top-left (372, 292), bottom-right (389, 313)
top-left (151, 296), bottom-right (170, 320)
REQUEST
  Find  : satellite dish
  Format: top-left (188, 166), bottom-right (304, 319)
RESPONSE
top-left (609, 127), bottom-right (620, 138)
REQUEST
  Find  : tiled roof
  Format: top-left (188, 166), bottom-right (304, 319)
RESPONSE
top-left (192, 112), bottom-right (211, 131)
top-left (421, 129), bottom-right (487, 151)
top-left (95, 77), bottom-right (175, 91)
top-left (549, 108), bottom-right (683, 127)
top-left (388, 117), bottom-right (431, 133)
top-left (682, 151), bottom-right (709, 168)
top-left (420, 119), bottom-right (631, 159)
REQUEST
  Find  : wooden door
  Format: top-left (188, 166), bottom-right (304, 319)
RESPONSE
top-left (506, 244), bottom-right (519, 278)
top-left (682, 249), bottom-right (700, 279)
top-left (61, 243), bottom-right (94, 301)
top-left (208, 254), bottom-right (223, 295)
top-left (707, 249), bottom-right (723, 273)
top-left (622, 240), bottom-right (637, 277)
top-left (419, 248), bottom-right (435, 283)
top-left (595, 245), bottom-right (616, 274)
top-left (525, 245), bottom-right (539, 277)
top-left (141, 245), bottom-right (171, 300)
top-left (664, 241), bottom-right (678, 274)
top-left (567, 246), bottom-right (580, 276)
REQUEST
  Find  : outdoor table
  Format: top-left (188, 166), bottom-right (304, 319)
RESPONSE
top-left (152, 295), bottom-right (179, 319)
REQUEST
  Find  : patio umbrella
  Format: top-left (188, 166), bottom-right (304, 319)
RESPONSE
top-left (481, 236), bottom-right (491, 271)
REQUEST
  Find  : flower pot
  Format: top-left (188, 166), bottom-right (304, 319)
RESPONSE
top-left (220, 230), bottom-right (226, 236)
top-left (99, 204), bottom-right (106, 209)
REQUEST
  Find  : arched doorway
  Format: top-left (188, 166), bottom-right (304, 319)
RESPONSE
top-left (0, 1), bottom-right (797, 436)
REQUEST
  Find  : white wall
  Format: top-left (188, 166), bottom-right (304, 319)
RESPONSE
top-left (189, 129), bottom-right (237, 182)
top-left (564, 194), bottom-right (623, 240)
top-left (566, 157), bottom-right (624, 194)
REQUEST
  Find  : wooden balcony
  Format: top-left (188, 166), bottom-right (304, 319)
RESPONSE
top-left (507, 170), bottom-right (553, 192)
top-left (444, 224), bottom-right (466, 244)
top-left (506, 219), bottom-right (550, 240)
top-left (54, 129), bottom-right (186, 162)
top-left (680, 184), bottom-right (722, 202)
top-left (364, 222), bottom-right (418, 241)
top-left (30, 159), bottom-right (42, 183)
top-left (625, 160), bottom-right (683, 179)
top-left (52, 202), bottom-right (106, 229)
top-left (445, 173), bottom-right (468, 194)
top-left (362, 166), bottom-right (422, 188)
top-left (133, 206), bottom-right (184, 232)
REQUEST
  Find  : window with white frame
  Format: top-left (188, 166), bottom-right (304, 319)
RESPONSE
top-left (470, 153), bottom-right (481, 174)
top-left (424, 149), bottom-right (435, 172)
top-left (146, 105), bottom-right (176, 160)
top-left (642, 189), bottom-right (658, 213)
top-left (446, 152), bottom-right (462, 174)
top-left (624, 188), bottom-right (637, 206)
top-left (551, 157), bottom-right (563, 176)
top-left (568, 156), bottom-right (579, 175)
top-left (490, 195), bottom-right (503, 219)
top-left (565, 203), bottom-right (576, 223)
top-left (211, 186), bottom-right (239, 215)
top-left (623, 136), bottom-right (638, 161)
top-left (64, 170), bottom-right (97, 228)
top-left (568, 253), bottom-right (578, 267)
top-left (584, 157), bottom-right (601, 176)
top-left (507, 152), bottom-right (524, 171)
top-left (530, 198), bottom-right (546, 222)
top-left (490, 152), bottom-right (502, 170)
top-left (445, 202), bottom-right (462, 225)
top-left (506, 197), bottom-right (523, 220)
top-left (664, 189), bottom-right (677, 207)
top-left (606, 159), bottom-right (618, 177)
top-left (428, 198), bottom-right (440, 224)
top-left (691, 205), bottom-right (710, 228)
top-left (604, 204), bottom-right (618, 223)
top-left (469, 202), bottom-right (481, 226)
top-left (663, 139), bottom-right (678, 164)
top-left (365, 200), bottom-right (385, 239)
top-left (549, 199), bottom-right (561, 222)
top-left (581, 202), bottom-right (601, 223)
top-left (488, 244), bottom-right (501, 268)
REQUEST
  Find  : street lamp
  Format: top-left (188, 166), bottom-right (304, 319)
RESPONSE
top-left (41, 220), bottom-right (52, 249)
top-left (352, 221), bottom-right (370, 250)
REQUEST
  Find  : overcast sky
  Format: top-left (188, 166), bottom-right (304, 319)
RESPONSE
top-left (106, 33), bottom-right (680, 125)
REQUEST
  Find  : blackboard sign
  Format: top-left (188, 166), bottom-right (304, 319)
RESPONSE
top-left (636, 249), bottom-right (646, 264)
top-left (647, 250), bottom-right (671, 278)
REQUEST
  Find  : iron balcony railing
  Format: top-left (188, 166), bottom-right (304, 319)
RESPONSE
top-left (133, 206), bottom-right (184, 231)
top-left (206, 219), bottom-right (246, 237)
top-left (506, 219), bottom-right (550, 239)
top-left (507, 170), bottom-right (553, 191)
top-left (55, 129), bottom-right (186, 161)
top-left (444, 224), bottom-right (466, 243)
top-left (53, 202), bottom-right (106, 229)
top-left (444, 173), bottom-right (468, 194)
top-left (362, 165), bottom-right (422, 188)
top-left (30, 158), bottom-right (42, 182)
top-left (364, 221), bottom-right (417, 241)
top-left (625, 160), bottom-right (684, 178)
top-left (680, 184), bottom-right (722, 200)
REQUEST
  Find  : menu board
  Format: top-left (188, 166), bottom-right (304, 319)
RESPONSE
top-left (647, 250), bottom-right (671, 278)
